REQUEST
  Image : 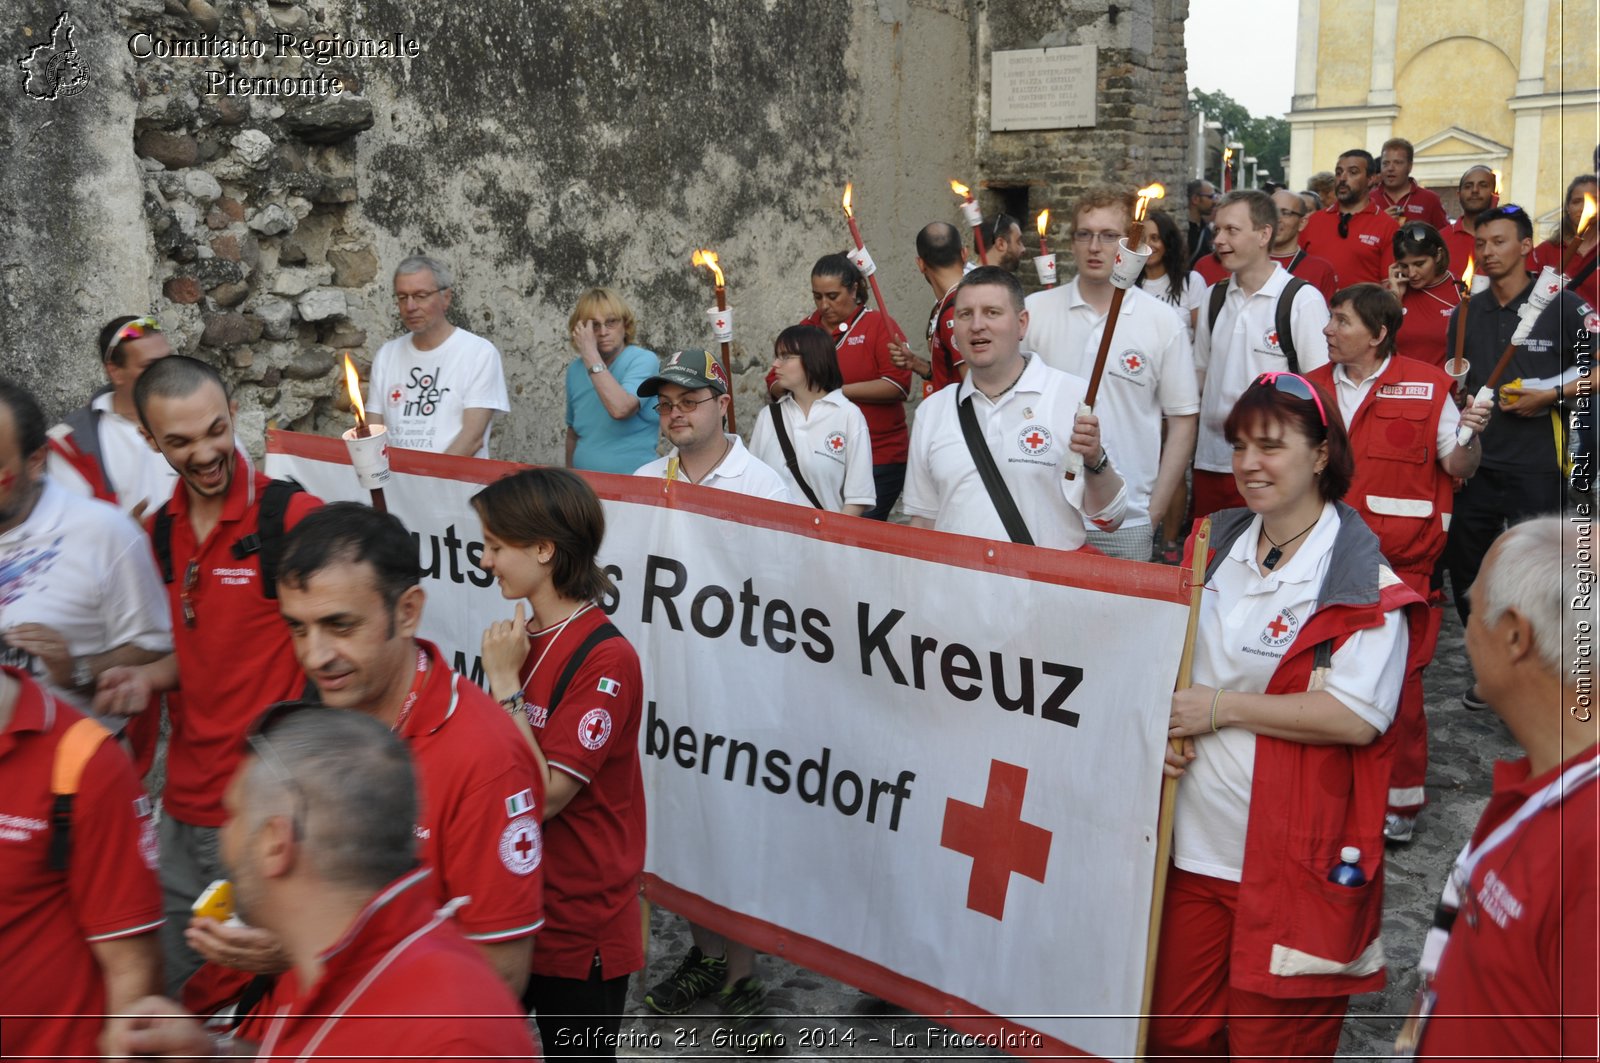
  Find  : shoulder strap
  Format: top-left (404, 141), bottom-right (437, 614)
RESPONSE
top-left (1207, 281), bottom-right (1229, 334)
top-left (956, 395), bottom-right (1034, 546)
top-left (550, 621), bottom-right (624, 712)
top-left (1276, 277), bottom-right (1310, 374)
top-left (1572, 254), bottom-right (1599, 289)
top-left (1287, 248), bottom-right (1307, 273)
top-left (153, 502), bottom-right (175, 584)
top-left (49, 717), bottom-right (113, 872)
top-left (53, 405), bottom-right (115, 502)
top-left (767, 404), bottom-right (824, 510)
top-left (230, 479), bottom-right (305, 600)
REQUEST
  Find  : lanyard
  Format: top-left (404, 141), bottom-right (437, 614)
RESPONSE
top-left (833, 307), bottom-right (868, 350)
top-left (390, 648), bottom-right (429, 736)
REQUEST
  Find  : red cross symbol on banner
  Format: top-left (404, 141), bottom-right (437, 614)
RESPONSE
top-left (389, 388), bottom-right (402, 403)
top-left (940, 760), bottom-right (1052, 920)
top-left (514, 830), bottom-right (536, 860)
top-left (1266, 613), bottom-right (1292, 639)
top-left (1024, 431), bottom-right (1046, 449)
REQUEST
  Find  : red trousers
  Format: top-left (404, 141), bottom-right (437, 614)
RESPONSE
top-left (1192, 470), bottom-right (1246, 521)
top-left (1388, 569), bottom-right (1442, 817)
top-left (1149, 868), bottom-right (1349, 1061)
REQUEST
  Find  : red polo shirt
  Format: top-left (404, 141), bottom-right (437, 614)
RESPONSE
top-left (0, 670), bottom-right (163, 1061)
top-left (1271, 250), bottom-right (1338, 302)
top-left (519, 607), bottom-right (645, 980)
top-left (1534, 238), bottom-right (1600, 312)
top-left (1372, 179), bottom-right (1449, 229)
top-left (1299, 202), bottom-right (1400, 287)
top-left (1442, 217), bottom-right (1477, 278)
top-left (1397, 279), bottom-right (1462, 368)
top-left (256, 868), bottom-right (537, 1063)
top-left (403, 640), bottom-right (545, 942)
top-left (1419, 748), bottom-right (1599, 1061)
top-left (767, 308), bottom-right (912, 465)
top-left (926, 291), bottom-right (965, 395)
top-left (153, 459), bottom-right (321, 826)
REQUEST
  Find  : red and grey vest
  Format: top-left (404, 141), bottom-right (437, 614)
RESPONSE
top-left (1308, 357), bottom-right (1455, 576)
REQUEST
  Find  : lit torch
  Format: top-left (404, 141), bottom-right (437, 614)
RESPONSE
top-left (839, 184), bottom-right (903, 339)
top-left (951, 180), bottom-right (987, 259)
top-left (1064, 183), bottom-right (1168, 480)
top-left (1492, 169), bottom-right (1503, 203)
top-left (692, 248), bottom-right (738, 434)
top-left (1036, 209), bottom-right (1051, 256)
top-left (1561, 193), bottom-right (1598, 277)
top-left (339, 352), bottom-right (388, 511)
top-left (1034, 209), bottom-right (1057, 288)
top-left (1222, 146), bottom-right (1234, 192)
top-left (1450, 259), bottom-right (1474, 381)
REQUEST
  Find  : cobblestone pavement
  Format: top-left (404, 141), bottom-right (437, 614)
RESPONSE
top-left (607, 603), bottom-right (1518, 1061)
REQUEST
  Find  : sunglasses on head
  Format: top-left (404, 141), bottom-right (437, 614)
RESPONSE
top-left (1252, 371), bottom-right (1328, 427)
top-left (104, 316), bottom-right (161, 361)
top-left (1337, 213), bottom-right (1352, 238)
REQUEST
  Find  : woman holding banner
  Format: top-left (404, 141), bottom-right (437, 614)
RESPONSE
top-left (476, 467), bottom-right (646, 1061)
top-left (1149, 372), bottom-right (1426, 1061)
top-left (750, 324), bottom-right (876, 515)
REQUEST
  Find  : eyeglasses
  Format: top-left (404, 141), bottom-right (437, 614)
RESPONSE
top-left (181, 559), bottom-right (199, 629)
top-left (104, 316), bottom-right (161, 361)
top-left (1279, 208), bottom-right (1305, 218)
top-left (245, 700), bottom-right (320, 841)
top-left (1072, 230), bottom-right (1125, 246)
top-left (1252, 371), bottom-right (1329, 426)
top-left (655, 394), bottom-right (720, 414)
top-left (1337, 213), bottom-right (1352, 238)
top-left (393, 288), bottom-right (446, 306)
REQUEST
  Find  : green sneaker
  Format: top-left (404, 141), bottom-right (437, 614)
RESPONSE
top-left (643, 947), bottom-right (728, 1014)
top-left (719, 976), bottom-right (782, 1051)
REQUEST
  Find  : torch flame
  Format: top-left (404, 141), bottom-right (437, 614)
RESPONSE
top-left (950, 180), bottom-right (970, 199)
top-left (1461, 258), bottom-right (1475, 288)
top-left (1036, 209), bottom-right (1050, 237)
top-left (342, 353), bottom-right (366, 429)
top-left (1492, 169), bottom-right (1502, 196)
top-left (1223, 146), bottom-right (1233, 165)
top-left (842, 183), bottom-right (854, 217)
top-left (1133, 182), bottom-right (1166, 221)
top-left (1579, 193), bottom-right (1597, 236)
top-left (692, 248), bottom-right (725, 288)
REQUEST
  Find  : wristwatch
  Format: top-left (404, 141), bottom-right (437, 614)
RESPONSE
top-left (588, 363), bottom-right (606, 375)
top-left (70, 657), bottom-right (93, 691)
top-left (1086, 449), bottom-right (1111, 475)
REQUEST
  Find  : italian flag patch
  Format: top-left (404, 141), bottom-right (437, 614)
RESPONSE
top-left (596, 677), bottom-right (620, 696)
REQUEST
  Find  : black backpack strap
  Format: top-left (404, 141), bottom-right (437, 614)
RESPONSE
top-left (767, 404), bottom-right (825, 510)
top-left (1276, 277), bottom-right (1310, 374)
top-left (1207, 281), bottom-right (1229, 335)
top-left (153, 502), bottom-right (175, 584)
top-left (1571, 255), bottom-right (1599, 289)
top-left (231, 479), bottom-right (304, 600)
top-left (549, 621), bottom-right (624, 711)
top-left (956, 395), bottom-right (1034, 546)
top-left (1287, 248), bottom-right (1307, 273)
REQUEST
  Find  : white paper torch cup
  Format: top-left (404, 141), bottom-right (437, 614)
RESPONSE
top-left (1034, 254), bottom-right (1058, 285)
top-left (1110, 239), bottom-right (1152, 289)
top-left (847, 246), bottom-right (878, 277)
top-left (706, 306), bottom-right (734, 343)
top-left (1526, 266), bottom-right (1561, 311)
top-left (1456, 386), bottom-right (1494, 446)
top-left (960, 200), bottom-right (983, 228)
top-left (341, 424), bottom-right (391, 489)
top-left (1469, 274), bottom-right (1490, 294)
top-left (1445, 359), bottom-right (1470, 388)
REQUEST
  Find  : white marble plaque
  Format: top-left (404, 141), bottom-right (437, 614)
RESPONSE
top-left (989, 46), bottom-right (1097, 132)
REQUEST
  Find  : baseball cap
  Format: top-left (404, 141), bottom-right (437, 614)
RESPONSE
top-left (636, 349), bottom-right (729, 397)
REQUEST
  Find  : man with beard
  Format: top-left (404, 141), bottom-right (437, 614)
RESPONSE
top-left (93, 355), bottom-right (322, 993)
top-left (982, 213), bottom-right (1025, 272)
top-left (1441, 165), bottom-right (1498, 276)
top-left (1299, 149), bottom-right (1401, 286)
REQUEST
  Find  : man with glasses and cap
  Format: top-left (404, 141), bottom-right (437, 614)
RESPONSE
top-left (109, 707), bottom-right (540, 1061)
top-left (1298, 149), bottom-right (1401, 287)
top-left (367, 255), bottom-right (509, 459)
top-left (633, 349), bottom-right (791, 501)
top-left (46, 315), bottom-right (178, 517)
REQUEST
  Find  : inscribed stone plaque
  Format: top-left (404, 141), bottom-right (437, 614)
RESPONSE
top-left (989, 46), bottom-right (1097, 132)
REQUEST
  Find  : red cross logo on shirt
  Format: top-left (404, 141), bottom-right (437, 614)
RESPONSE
top-left (1266, 614), bottom-right (1291, 638)
top-left (389, 388), bottom-right (402, 403)
top-left (578, 708), bottom-right (612, 750)
top-left (1025, 431), bottom-right (1046, 449)
top-left (514, 830), bottom-right (536, 860)
top-left (1017, 424), bottom-right (1053, 456)
top-left (826, 432), bottom-right (845, 453)
top-left (940, 760), bottom-right (1053, 920)
top-left (587, 717), bottom-right (605, 741)
top-left (1261, 608), bottom-right (1299, 648)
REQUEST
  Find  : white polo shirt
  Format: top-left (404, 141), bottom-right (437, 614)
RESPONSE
top-left (0, 477), bottom-right (173, 711)
top-left (46, 392), bottom-right (179, 516)
top-left (634, 434), bottom-right (794, 503)
top-left (1332, 357), bottom-right (1461, 458)
top-left (902, 354), bottom-right (1128, 550)
top-left (1025, 281), bottom-right (1199, 527)
top-left (1193, 265), bottom-right (1331, 473)
top-left (1173, 503), bottom-right (1408, 881)
top-left (748, 391), bottom-right (876, 512)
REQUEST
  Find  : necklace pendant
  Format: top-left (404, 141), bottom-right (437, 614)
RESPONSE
top-left (1263, 546), bottom-right (1283, 570)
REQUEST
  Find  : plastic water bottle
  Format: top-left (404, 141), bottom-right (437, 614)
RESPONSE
top-left (1328, 846), bottom-right (1366, 887)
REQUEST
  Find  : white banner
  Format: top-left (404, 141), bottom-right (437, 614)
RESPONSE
top-left (267, 431), bottom-right (1191, 1061)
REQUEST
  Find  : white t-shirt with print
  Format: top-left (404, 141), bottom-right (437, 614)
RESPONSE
top-left (368, 327), bottom-right (510, 458)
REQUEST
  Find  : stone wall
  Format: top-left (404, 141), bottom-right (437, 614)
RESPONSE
top-left (4, 0), bottom-right (1185, 462)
